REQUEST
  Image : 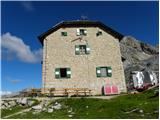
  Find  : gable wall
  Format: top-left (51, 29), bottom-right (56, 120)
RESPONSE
top-left (42, 27), bottom-right (126, 95)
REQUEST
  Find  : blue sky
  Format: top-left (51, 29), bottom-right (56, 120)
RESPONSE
top-left (1, 1), bottom-right (159, 92)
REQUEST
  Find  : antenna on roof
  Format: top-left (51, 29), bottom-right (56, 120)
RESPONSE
top-left (81, 15), bottom-right (88, 20)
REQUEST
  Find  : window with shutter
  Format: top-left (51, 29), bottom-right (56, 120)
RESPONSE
top-left (76, 29), bottom-right (80, 36)
top-left (61, 32), bottom-right (67, 36)
top-left (77, 29), bottom-right (87, 36)
top-left (75, 44), bottom-right (90, 55)
top-left (96, 67), bottom-right (101, 77)
top-left (107, 66), bottom-right (112, 77)
top-left (101, 67), bottom-right (107, 77)
top-left (55, 68), bottom-right (60, 78)
top-left (86, 44), bottom-right (90, 54)
top-left (96, 66), bottom-right (112, 77)
top-left (66, 68), bottom-right (71, 78)
top-left (75, 45), bottom-right (80, 55)
top-left (96, 31), bottom-right (102, 36)
top-left (55, 68), bottom-right (71, 79)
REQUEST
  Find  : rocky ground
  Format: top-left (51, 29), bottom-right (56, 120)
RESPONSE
top-left (1, 86), bottom-right (159, 119)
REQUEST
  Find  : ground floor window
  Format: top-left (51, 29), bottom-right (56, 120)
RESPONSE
top-left (96, 66), bottom-right (112, 77)
top-left (55, 68), bottom-right (71, 79)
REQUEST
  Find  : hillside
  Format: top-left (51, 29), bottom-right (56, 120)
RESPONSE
top-left (1, 86), bottom-right (159, 119)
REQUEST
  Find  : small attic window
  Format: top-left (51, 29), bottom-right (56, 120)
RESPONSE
top-left (77, 29), bottom-right (87, 36)
top-left (61, 32), bottom-right (67, 36)
top-left (96, 31), bottom-right (102, 36)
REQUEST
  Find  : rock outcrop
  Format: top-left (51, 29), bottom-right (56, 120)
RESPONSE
top-left (120, 36), bottom-right (159, 91)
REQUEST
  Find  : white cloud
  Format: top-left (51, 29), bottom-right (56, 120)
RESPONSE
top-left (21, 1), bottom-right (34, 11)
top-left (0, 91), bottom-right (12, 96)
top-left (1, 32), bottom-right (42, 63)
top-left (5, 76), bottom-right (22, 84)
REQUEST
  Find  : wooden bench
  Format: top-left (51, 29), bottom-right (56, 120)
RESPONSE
top-left (64, 88), bottom-right (92, 96)
top-left (42, 88), bottom-right (92, 97)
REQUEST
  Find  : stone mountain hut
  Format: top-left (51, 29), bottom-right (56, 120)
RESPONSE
top-left (38, 20), bottom-right (127, 95)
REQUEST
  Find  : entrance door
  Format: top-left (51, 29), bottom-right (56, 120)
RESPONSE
top-left (103, 85), bottom-right (118, 95)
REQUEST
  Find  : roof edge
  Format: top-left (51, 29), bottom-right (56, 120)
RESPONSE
top-left (38, 20), bottom-right (124, 45)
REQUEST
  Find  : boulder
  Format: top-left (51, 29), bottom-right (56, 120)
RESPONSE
top-left (3, 102), bottom-right (9, 107)
top-left (20, 98), bottom-right (27, 105)
top-left (48, 108), bottom-right (53, 113)
top-left (27, 100), bottom-right (35, 106)
top-left (68, 115), bottom-right (73, 118)
top-left (1, 104), bottom-right (6, 109)
top-left (8, 101), bottom-right (16, 107)
top-left (52, 102), bottom-right (62, 110)
top-left (1, 100), bottom-right (4, 105)
top-left (16, 98), bottom-right (27, 105)
top-left (42, 107), bottom-right (47, 111)
top-left (32, 104), bottom-right (43, 110)
top-left (139, 109), bottom-right (143, 113)
top-left (41, 100), bottom-right (49, 107)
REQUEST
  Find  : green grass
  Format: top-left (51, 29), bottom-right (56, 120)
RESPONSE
top-left (3, 87), bottom-right (159, 119)
top-left (1, 105), bottom-right (27, 118)
top-left (1, 98), bottom-right (40, 118)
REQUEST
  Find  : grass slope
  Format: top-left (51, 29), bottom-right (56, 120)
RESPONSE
top-left (3, 87), bottom-right (159, 119)
top-left (1, 98), bottom-right (39, 118)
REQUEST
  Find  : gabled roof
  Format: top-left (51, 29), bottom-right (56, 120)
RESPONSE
top-left (38, 20), bottom-right (124, 45)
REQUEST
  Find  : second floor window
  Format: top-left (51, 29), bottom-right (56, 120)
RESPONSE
top-left (75, 44), bottom-right (90, 55)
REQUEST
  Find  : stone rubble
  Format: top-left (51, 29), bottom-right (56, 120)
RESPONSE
top-left (52, 102), bottom-right (62, 110)
top-left (48, 108), bottom-right (54, 113)
top-left (139, 110), bottom-right (143, 113)
top-left (68, 114), bottom-right (73, 118)
top-left (32, 104), bottom-right (43, 110)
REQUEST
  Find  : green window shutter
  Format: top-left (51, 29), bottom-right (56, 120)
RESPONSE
top-left (66, 68), bottom-right (71, 78)
top-left (77, 29), bottom-right (80, 36)
top-left (75, 45), bottom-right (80, 55)
top-left (96, 31), bottom-right (102, 36)
top-left (55, 68), bottom-right (60, 79)
top-left (107, 66), bottom-right (112, 77)
top-left (86, 44), bottom-right (90, 54)
top-left (96, 67), bottom-right (101, 77)
top-left (61, 32), bottom-right (67, 36)
top-left (84, 29), bottom-right (87, 36)
top-left (96, 33), bottom-right (99, 36)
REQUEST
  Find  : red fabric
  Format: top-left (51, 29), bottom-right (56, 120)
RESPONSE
top-left (105, 86), bottom-right (111, 94)
top-left (111, 85), bottom-right (118, 94)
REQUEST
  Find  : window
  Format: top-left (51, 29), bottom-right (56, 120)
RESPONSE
top-left (61, 32), bottom-right (67, 36)
top-left (79, 45), bottom-right (86, 54)
top-left (77, 29), bottom-right (87, 36)
top-left (75, 44), bottom-right (90, 55)
top-left (96, 31), bottom-right (102, 36)
top-left (55, 68), bottom-right (71, 79)
top-left (101, 67), bottom-right (107, 77)
top-left (96, 66), bottom-right (112, 77)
